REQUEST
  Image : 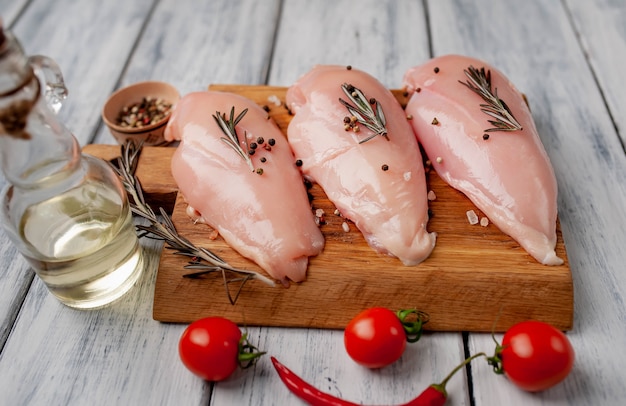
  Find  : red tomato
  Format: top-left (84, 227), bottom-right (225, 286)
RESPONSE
top-left (500, 320), bottom-right (575, 392)
top-left (178, 316), bottom-right (242, 381)
top-left (344, 307), bottom-right (407, 368)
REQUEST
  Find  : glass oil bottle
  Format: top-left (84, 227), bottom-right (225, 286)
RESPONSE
top-left (0, 22), bottom-right (144, 309)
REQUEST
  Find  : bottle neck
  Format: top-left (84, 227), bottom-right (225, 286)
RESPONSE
top-left (0, 26), bottom-right (80, 188)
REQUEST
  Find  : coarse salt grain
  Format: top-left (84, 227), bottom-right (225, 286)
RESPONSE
top-left (403, 171), bottom-right (412, 181)
top-left (268, 94), bottom-right (281, 106)
top-left (341, 222), bottom-right (350, 232)
top-left (315, 208), bottom-right (325, 218)
top-left (466, 210), bottom-right (479, 225)
top-left (480, 217), bottom-right (489, 227)
top-left (427, 190), bottom-right (436, 201)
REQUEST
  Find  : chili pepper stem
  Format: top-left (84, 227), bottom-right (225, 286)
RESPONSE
top-left (435, 352), bottom-right (487, 394)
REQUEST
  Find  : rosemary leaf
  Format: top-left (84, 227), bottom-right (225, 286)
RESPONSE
top-left (213, 107), bottom-right (255, 172)
top-left (459, 65), bottom-right (523, 133)
top-left (110, 140), bottom-right (275, 305)
top-left (339, 83), bottom-right (389, 144)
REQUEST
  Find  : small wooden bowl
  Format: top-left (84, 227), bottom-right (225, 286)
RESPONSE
top-left (102, 81), bottom-right (180, 146)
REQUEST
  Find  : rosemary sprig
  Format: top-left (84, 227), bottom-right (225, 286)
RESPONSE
top-left (459, 66), bottom-right (523, 133)
top-left (339, 83), bottom-right (388, 144)
top-left (213, 107), bottom-right (255, 171)
top-left (111, 140), bottom-right (275, 305)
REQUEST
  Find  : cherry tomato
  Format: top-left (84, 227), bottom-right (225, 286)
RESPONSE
top-left (344, 307), bottom-right (407, 368)
top-left (500, 320), bottom-right (575, 392)
top-left (178, 316), bottom-right (243, 381)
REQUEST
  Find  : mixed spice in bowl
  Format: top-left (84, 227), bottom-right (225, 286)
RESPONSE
top-left (102, 81), bottom-right (179, 146)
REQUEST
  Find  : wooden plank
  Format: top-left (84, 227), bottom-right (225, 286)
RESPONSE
top-left (84, 85), bottom-right (573, 332)
top-left (267, 0), bottom-right (430, 88)
top-left (565, 0), bottom-right (626, 148)
top-left (93, 0), bottom-right (281, 144)
top-left (0, 0), bottom-right (29, 25)
top-left (427, 0), bottom-right (626, 404)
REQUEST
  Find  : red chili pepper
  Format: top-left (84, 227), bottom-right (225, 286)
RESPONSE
top-left (271, 357), bottom-right (450, 406)
top-left (271, 352), bottom-right (485, 406)
top-left (271, 356), bottom-right (359, 406)
top-left (401, 384), bottom-right (446, 406)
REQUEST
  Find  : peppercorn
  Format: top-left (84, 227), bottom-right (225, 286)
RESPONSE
top-left (268, 138), bottom-right (276, 146)
top-left (257, 137), bottom-right (265, 144)
top-left (260, 157), bottom-right (267, 163)
top-left (434, 67), bottom-right (440, 73)
top-left (250, 142), bottom-right (257, 149)
top-left (483, 133), bottom-right (490, 140)
top-left (381, 164), bottom-right (389, 171)
top-left (295, 159), bottom-right (303, 167)
top-left (116, 97), bottom-right (172, 129)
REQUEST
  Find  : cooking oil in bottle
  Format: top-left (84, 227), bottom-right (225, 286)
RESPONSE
top-left (0, 23), bottom-right (144, 309)
top-left (17, 169), bottom-right (144, 309)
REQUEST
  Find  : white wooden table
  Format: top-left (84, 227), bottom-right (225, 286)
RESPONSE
top-left (1, 1), bottom-right (625, 405)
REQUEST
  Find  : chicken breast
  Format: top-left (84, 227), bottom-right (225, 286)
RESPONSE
top-left (403, 55), bottom-right (562, 265)
top-left (286, 65), bottom-right (436, 265)
top-left (164, 91), bottom-right (325, 285)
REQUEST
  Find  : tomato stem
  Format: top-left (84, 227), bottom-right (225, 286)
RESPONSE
top-left (237, 333), bottom-right (266, 369)
top-left (396, 309), bottom-right (429, 343)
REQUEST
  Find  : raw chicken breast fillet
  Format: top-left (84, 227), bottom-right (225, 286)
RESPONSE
top-left (164, 91), bottom-right (325, 285)
top-left (403, 55), bottom-right (563, 265)
top-left (286, 65), bottom-right (436, 265)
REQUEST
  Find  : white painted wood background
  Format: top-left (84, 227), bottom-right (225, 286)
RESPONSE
top-left (0, 0), bottom-right (624, 405)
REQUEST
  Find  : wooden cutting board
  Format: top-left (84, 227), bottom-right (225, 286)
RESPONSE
top-left (85, 84), bottom-right (573, 332)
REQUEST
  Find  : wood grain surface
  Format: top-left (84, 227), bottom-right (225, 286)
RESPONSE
top-left (85, 84), bottom-right (573, 332)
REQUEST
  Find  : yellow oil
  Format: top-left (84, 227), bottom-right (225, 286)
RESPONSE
top-left (18, 180), bottom-right (144, 309)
